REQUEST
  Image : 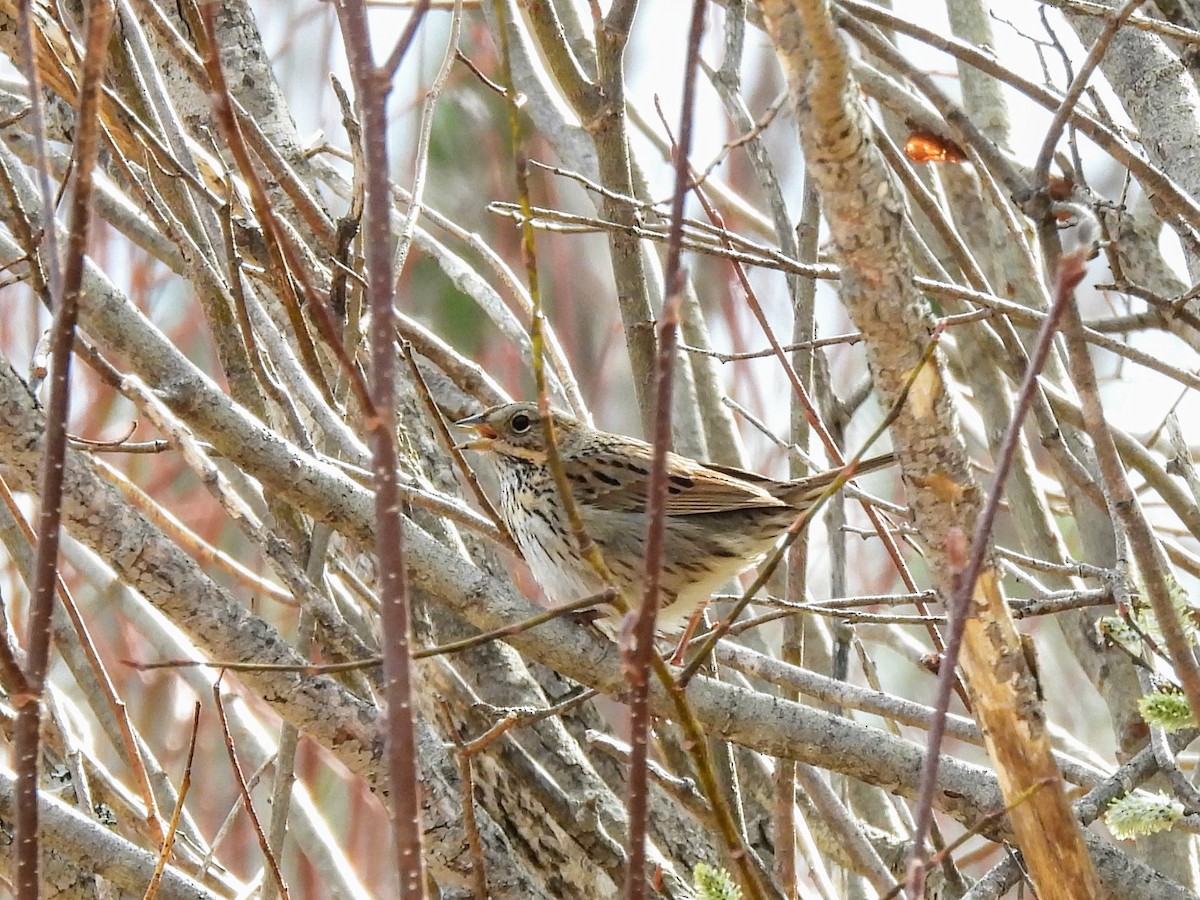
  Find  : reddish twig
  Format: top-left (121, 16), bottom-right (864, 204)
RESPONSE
top-left (14, 5), bottom-right (114, 897)
top-left (0, 475), bottom-right (31, 694)
top-left (332, 2), bottom-right (430, 895)
top-left (625, 5), bottom-right (707, 898)
top-left (143, 704), bottom-right (201, 900)
top-left (678, 324), bottom-right (947, 686)
top-left (496, 3), bottom-right (768, 895)
top-left (212, 683), bottom-right (290, 899)
top-left (651, 101), bottom-right (933, 652)
top-left (0, 473), bottom-right (167, 845)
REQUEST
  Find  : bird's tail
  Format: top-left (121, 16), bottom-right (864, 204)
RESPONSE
top-left (783, 452), bottom-right (897, 507)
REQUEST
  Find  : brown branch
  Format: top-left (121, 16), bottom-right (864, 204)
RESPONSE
top-left (679, 327), bottom-right (945, 686)
top-left (1032, 0), bottom-right (1148, 188)
top-left (192, 0), bottom-right (352, 411)
top-left (212, 684), bottom-right (290, 899)
top-left (626, 5), bottom-right (708, 900)
top-left (332, 1), bottom-right (428, 894)
top-left (908, 236), bottom-right (1093, 887)
top-left (142, 704), bottom-right (201, 900)
top-left (1057, 245), bottom-right (1200, 729)
top-left (15, 4), bottom-right (114, 896)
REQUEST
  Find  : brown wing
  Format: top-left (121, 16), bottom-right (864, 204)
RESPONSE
top-left (564, 437), bottom-right (787, 516)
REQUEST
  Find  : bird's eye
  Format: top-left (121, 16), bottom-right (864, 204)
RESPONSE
top-left (510, 412), bottom-right (532, 434)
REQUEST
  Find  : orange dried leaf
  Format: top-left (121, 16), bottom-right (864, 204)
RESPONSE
top-left (904, 130), bottom-right (968, 164)
top-left (1047, 175), bottom-right (1074, 201)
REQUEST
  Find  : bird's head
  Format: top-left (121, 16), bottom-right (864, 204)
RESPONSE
top-left (454, 402), bottom-right (578, 461)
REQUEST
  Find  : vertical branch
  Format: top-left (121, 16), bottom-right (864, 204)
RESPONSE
top-left (212, 684), bottom-right (290, 899)
top-left (490, 10), bottom-right (765, 892)
top-left (625, 4), bottom-right (706, 899)
top-left (14, 3), bottom-right (114, 897)
top-left (15, 0), bottom-right (63, 304)
top-left (759, 2), bottom-right (1102, 897)
top-left (906, 235), bottom-right (1097, 892)
top-left (593, 2), bottom-right (660, 428)
top-left (778, 175), bottom-right (820, 897)
top-left (492, 0), bottom-right (615, 590)
top-left (333, 2), bottom-right (430, 896)
top-left (1054, 230), bottom-right (1200, 723)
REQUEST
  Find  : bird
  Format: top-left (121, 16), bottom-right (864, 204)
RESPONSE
top-left (455, 401), bottom-right (895, 638)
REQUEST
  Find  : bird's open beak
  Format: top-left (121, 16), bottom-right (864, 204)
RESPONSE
top-left (453, 412), bottom-right (497, 451)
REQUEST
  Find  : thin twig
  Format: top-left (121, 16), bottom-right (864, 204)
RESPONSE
top-left (626, 7), bottom-right (708, 899)
top-left (212, 683), bottom-right (290, 899)
top-left (1056, 236), bottom-right (1200, 729)
top-left (0, 472), bottom-right (167, 846)
top-left (15, 5), bottom-right (114, 896)
top-left (1032, 0), bottom-right (1147, 191)
top-left (332, 1), bottom-right (428, 892)
top-left (194, 0), bottom-right (352, 410)
top-left (400, 340), bottom-right (518, 553)
top-left (142, 704), bottom-right (201, 900)
top-left (435, 702), bottom-right (489, 899)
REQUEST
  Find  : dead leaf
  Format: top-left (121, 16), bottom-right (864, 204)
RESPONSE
top-left (904, 130), bottom-right (968, 164)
